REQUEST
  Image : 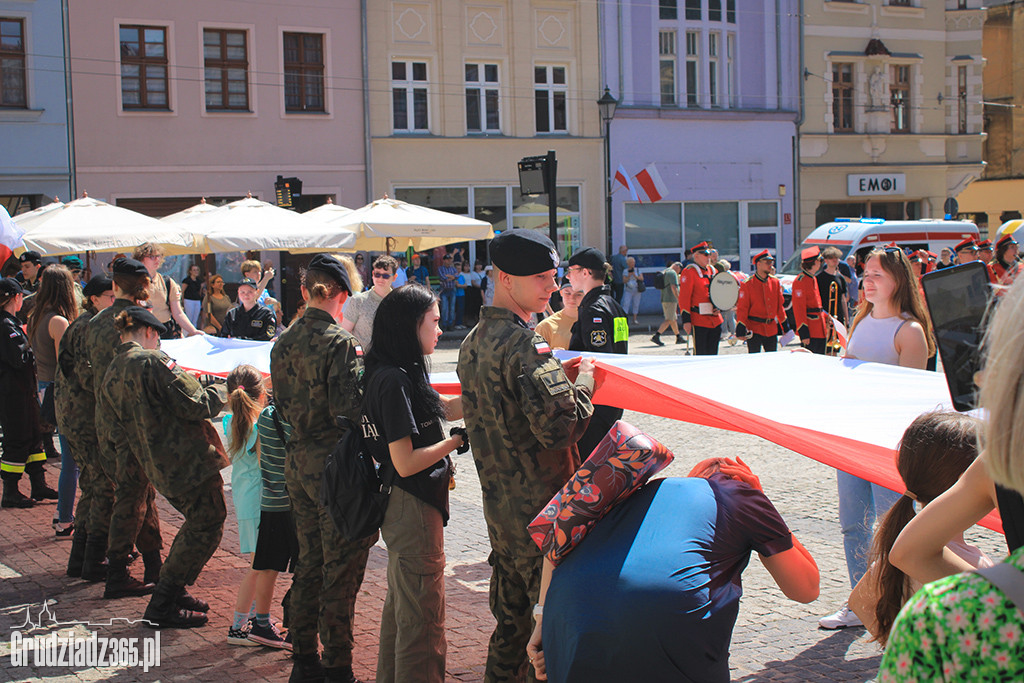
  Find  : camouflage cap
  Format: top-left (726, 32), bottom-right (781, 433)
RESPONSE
top-left (490, 230), bottom-right (559, 276)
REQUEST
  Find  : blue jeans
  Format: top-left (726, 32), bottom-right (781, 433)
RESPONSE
top-left (39, 380), bottom-right (77, 523)
top-left (455, 295), bottom-right (465, 327)
top-left (837, 470), bottom-right (901, 588)
top-left (440, 290), bottom-right (456, 328)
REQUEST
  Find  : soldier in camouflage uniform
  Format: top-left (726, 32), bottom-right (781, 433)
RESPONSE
top-left (84, 258), bottom-right (163, 593)
top-left (100, 305), bottom-right (227, 628)
top-left (55, 274), bottom-right (116, 578)
top-left (457, 230), bottom-right (596, 683)
top-left (270, 254), bottom-right (376, 683)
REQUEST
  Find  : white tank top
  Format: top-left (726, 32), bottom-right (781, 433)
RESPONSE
top-left (846, 312), bottom-right (910, 366)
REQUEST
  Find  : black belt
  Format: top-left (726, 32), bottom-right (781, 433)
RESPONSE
top-left (748, 315), bottom-right (773, 324)
top-left (806, 307), bottom-right (822, 313)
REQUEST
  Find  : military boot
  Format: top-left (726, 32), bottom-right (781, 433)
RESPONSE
top-left (28, 466), bottom-right (58, 502)
top-left (66, 528), bottom-right (88, 578)
top-left (80, 534), bottom-right (108, 582)
top-left (142, 581), bottom-right (207, 629)
top-left (104, 561), bottom-right (154, 599)
top-left (175, 587), bottom-right (209, 613)
top-left (324, 666), bottom-right (362, 683)
top-left (1, 476), bottom-right (35, 508)
top-left (142, 549), bottom-right (162, 585)
top-left (289, 653), bottom-right (325, 683)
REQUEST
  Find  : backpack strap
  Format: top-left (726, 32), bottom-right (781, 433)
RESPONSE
top-left (976, 563), bottom-right (1024, 613)
top-left (163, 274), bottom-right (172, 308)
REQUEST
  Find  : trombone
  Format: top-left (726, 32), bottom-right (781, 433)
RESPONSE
top-left (825, 280), bottom-right (842, 356)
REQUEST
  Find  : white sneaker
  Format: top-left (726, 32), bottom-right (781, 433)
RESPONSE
top-left (818, 604), bottom-right (863, 630)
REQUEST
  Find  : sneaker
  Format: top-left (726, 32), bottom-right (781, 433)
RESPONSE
top-left (227, 623), bottom-right (259, 646)
top-left (651, 333), bottom-right (664, 347)
top-left (818, 604), bottom-right (863, 630)
top-left (248, 621), bottom-right (292, 650)
top-left (55, 522), bottom-right (74, 539)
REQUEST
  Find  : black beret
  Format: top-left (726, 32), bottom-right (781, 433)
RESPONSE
top-left (307, 254), bottom-right (352, 294)
top-left (490, 230), bottom-right (559, 276)
top-left (19, 250), bottom-right (41, 264)
top-left (0, 277), bottom-right (25, 296)
top-left (111, 257), bottom-right (149, 277)
top-left (568, 247), bottom-right (606, 272)
top-left (121, 305), bottom-right (167, 335)
top-left (83, 274), bottom-right (113, 298)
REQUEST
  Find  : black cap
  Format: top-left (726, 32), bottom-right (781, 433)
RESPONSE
top-left (61, 256), bottom-right (83, 270)
top-left (0, 277), bottom-right (25, 296)
top-left (120, 305), bottom-right (167, 335)
top-left (559, 276), bottom-right (573, 290)
top-left (490, 230), bottom-right (559, 276)
top-left (111, 257), bottom-right (149, 277)
top-left (83, 274), bottom-right (113, 298)
top-left (307, 254), bottom-right (352, 294)
top-left (237, 277), bottom-right (259, 289)
top-left (19, 250), bottom-right (41, 264)
top-left (568, 247), bottom-right (607, 272)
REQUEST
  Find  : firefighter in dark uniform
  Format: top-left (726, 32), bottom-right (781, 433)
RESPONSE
top-left (218, 278), bottom-right (277, 341)
top-left (567, 246), bottom-right (627, 460)
top-left (678, 241), bottom-right (724, 355)
top-left (792, 246), bottom-right (829, 355)
top-left (736, 250), bottom-right (787, 353)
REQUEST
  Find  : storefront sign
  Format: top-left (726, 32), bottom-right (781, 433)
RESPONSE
top-left (847, 173), bottom-right (905, 196)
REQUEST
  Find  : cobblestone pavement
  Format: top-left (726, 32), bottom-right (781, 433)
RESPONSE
top-left (0, 318), bottom-right (1005, 682)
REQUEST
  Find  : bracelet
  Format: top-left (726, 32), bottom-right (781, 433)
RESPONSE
top-left (533, 603), bottom-right (544, 617)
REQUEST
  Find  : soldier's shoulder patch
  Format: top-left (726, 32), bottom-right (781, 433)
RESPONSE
top-left (354, 344), bottom-right (363, 357)
top-left (534, 339), bottom-right (551, 355)
top-left (9, 331), bottom-right (18, 338)
top-left (591, 329), bottom-right (607, 346)
top-left (163, 357), bottom-right (177, 371)
top-left (536, 365), bottom-right (571, 396)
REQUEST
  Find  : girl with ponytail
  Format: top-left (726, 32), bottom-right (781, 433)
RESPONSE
top-left (848, 411), bottom-right (991, 645)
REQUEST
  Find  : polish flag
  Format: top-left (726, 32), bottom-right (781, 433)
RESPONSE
top-left (634, 164), bottom-right (668, 203)
top-left (0, 205), bottom-right (25, 269)
top-left (614, 164), bottom-right (640, 202)
top-left (830, 315), bottom-right (849, 350)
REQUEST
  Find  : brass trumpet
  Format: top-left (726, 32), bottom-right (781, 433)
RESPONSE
top-left (825, 280), bottom-right (842, 356)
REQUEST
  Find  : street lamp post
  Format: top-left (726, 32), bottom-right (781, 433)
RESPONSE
top-left (597, 86), bottom-right (618, 257)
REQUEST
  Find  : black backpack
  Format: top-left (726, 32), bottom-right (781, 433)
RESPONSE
top-left (653, 270), bottom-right (666, 290)
top-left (320, 416), bottom-right (395, 541)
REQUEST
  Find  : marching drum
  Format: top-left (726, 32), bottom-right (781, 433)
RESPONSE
top-left (709, 272), bottom-right (740, 311)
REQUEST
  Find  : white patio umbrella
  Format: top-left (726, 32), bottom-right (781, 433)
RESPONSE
top-left (15, 194), bottom-right (197, 256)
top-left (10, 199), bottom-right (65, 233)
top-left (186, 195), bottom-right (356, 253)
top-left (336, 196), bottom-right (494, 252)
top-left (159, 197), bottom-right (220, 225)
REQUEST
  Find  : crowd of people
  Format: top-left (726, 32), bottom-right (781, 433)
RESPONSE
top-left (2, 225), bottom-right (1024, 683)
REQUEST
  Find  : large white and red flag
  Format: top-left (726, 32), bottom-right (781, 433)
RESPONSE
top-left (634, 164), bottom-right (668, 203)
top-left (0, 205), bottom-right (25, 267)
top-left (614, 164), bottom-right (640, 202)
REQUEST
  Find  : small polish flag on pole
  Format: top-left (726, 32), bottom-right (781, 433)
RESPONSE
top-left (0, 205), bottom-right (25, 268)
top-left (614, 164), bottom-right (640, 202)
top-left (634, 164), bottom-right (668, 203)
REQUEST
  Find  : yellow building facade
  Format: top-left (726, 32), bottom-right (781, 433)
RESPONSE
top-left (799, 1), bottom-right (986, 240)
top-left (366, 1), bottom-right (604, 261)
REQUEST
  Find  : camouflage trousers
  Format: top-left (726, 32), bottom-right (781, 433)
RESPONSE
top-left (101, 446), bottom-right (163, 564)
top-left (285, 449), bottom-right (377, 669)
top-left (159, 474), bottom-right (226, 587)
top-left (63, 427), bottom-right (114, 539)
top-left (485, 550), bottom-right (543, 683)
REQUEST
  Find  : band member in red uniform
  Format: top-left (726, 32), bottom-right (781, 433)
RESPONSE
top-left (977, 239), bottom-right (994, 264)
top-left (953, 237), bottom-right (979, 265)
top-left (792, 246), bottom-right (829, 355)
top-left (990, 234), bottom-right (1021, 289)
top-left (678, 241), bottom-right (723, 355)
top-left (736, 250), bottom-right (787, 353)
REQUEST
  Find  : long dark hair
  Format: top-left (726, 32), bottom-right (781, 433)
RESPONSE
top-left (28, 264), bottom-right (78, 340)
top-left (869, 410), bottom-right (980, 645)
top-left (364, 284), bottom-right (444, 421)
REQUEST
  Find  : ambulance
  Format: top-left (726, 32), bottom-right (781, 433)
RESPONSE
top-left (777, 218), bottom-right (979, 293)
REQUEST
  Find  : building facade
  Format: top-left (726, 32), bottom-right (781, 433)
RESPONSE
top-left (0, 0), bottom-right (73, 214)
top-left (955, 0), bottom-right (1023, 235)
top-left (600, 0), bottom-right (801, 288)
top-left (799, 0), bottom-right (986, 242)
top-left (366, 0), bottom-right (604, 264)
top-left (67, 0), bottom-right (366, 217)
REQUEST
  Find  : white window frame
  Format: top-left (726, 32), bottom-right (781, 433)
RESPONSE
top-left (392, 59), bottom-right (429, 133)
top-left (684, 31), bottom-right (700, 108)
top-left (659, 30), bottom-right (677, 107)
top-left (708, 31), bottom-right (720, 108)
top-left (465, 62), bottom-right (500, 134)
top-left (534, 64), bottom-right (568, 134)
top-left (726, 33), bottom-right (736, 108)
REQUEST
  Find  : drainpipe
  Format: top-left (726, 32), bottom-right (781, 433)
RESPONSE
top-left (361, 0), bottom-right (372, 202)
top-left (793, 0), bottom-right (805, 255)
top-left (61, 0), bottom-right (76, 200)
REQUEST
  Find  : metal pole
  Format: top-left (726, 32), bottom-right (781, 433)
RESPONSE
top-left (547, 150), bottom-right (558, 250)
top-left (605, 117), bottom-right (612, 257)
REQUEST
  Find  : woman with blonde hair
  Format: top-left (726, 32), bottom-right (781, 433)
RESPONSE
top-left (820, 246), bottom-right (935, 630)
top-left (879, 268), bottom-right (1024, 680)
top-left (132, 243), bottom-right (200, 339)
top-left (28, 264), bottom-right (78, 521)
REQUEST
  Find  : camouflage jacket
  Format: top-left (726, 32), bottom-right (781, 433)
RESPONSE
top-left (84, 298), bottom-right (135, 396)
top-left (457, 306), bottom-right (594, 558)
top-left (99, 341), bottom-right (227, 497)
top-left (270, 306), bottom-right (363, 466)
top-left (55, 309), bottom-right (95, 438)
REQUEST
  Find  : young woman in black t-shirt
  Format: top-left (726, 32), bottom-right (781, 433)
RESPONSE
top-left (362, 284), bottom-right (464, 683)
